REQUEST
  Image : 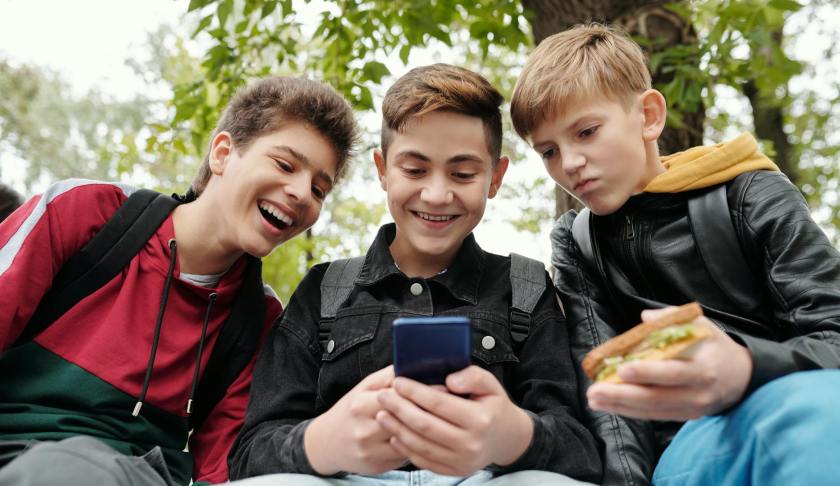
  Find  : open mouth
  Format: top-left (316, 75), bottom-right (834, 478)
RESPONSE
top-left (413, 211), bottom-right (458, 223)
top-left (259, 201), bottom-right (293, 231)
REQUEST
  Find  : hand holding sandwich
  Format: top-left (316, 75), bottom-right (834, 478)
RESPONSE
top-left (586, 303), bottom-right (753, 421)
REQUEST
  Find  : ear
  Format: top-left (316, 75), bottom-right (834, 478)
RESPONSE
top-left (488, 156), bottom-right (510, 199)
top-left (373, 148), bottom-right (388, 191)
top-left (639, 89), bottom-right (667, 143)
top-left (208, 131), bottom-right (234, 175)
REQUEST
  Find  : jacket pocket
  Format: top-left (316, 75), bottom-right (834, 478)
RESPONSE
top-left (317, 305), bottom-right (383, 405)
top-left (467, 312), bottom-right (519, 381)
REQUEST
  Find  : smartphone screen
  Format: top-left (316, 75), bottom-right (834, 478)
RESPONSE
top-left (392, 316), bottom-right (471, 385)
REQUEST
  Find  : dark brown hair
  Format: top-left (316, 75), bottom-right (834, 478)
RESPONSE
top-left (0, 183), bottom-right (23, 223)
top-left (191, 76), bottom-right (359, 195)
top-left (381, 63), bottom-right (503, 162)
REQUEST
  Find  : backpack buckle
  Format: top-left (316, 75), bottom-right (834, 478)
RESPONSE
top-left (509, 309), bottom-right (530, 343)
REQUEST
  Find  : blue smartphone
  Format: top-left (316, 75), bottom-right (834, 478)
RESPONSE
top-left (392, 316), bottom-right (471, 385)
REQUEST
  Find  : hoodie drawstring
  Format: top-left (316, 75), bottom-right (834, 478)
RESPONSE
top-left (183, 291), bottom-right (217, 452)
top-left (133, 239), bottom-right (178, 417)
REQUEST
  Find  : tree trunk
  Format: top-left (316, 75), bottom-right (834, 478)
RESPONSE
top-left (741, 29), bottom-right (795, 183)
top-left (521, 0), bottom-right (704, 217)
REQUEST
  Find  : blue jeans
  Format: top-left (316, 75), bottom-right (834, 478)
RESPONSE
top-left (653, 370), bottom-right (840, 486)
top-left (226, 469), bottom-right (593, 485)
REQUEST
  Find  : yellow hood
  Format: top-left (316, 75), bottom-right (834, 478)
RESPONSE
top-left (644, 133), bottom-right (779, 193)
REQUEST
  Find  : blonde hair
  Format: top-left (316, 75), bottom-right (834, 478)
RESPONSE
top-left (510, 23), bottom-right (651, 139)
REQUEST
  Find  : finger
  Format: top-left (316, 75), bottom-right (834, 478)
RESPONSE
top-left (445, 365), bottom-right (505, 397)
top-left (640, 306), bottom-right (675, 322)
top-left (357, 365), bottom-right (396, 391)
top-left (389, 437), bottom-right (465, 477)
top-left (617, 357), bottom-right (711, 387)
top-left (587, 383), bottom-right (707, 420)
top-left (391, 377), bottom-right (477, 428)
top-left (377, 388), bottom-right (464, 445)
top-left (376, 410), bottom-right (459, 467)
top-left (347, 390), bottom-right (389, 418)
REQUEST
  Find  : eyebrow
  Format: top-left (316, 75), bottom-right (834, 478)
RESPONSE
top-left (271, 145), bottom-right (334, 189)
top-left (393, 149), bottom-right (486, 165)
top-left (531, 112), bottom-right (600, 148)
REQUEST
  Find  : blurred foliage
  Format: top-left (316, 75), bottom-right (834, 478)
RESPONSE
top-left (2, 0), bottom-right (838, 299)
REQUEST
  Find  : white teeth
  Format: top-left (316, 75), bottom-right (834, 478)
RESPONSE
top-left (259, 201), bottom-right (293, 226)
top-left (416, 211), bottom-right (454, 222)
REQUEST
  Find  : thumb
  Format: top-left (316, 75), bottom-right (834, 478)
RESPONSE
top-left (640, 306), bottom-right (675, 322)
top-left (357, 365), bottom-right (395, 391)
top-left (445, 365), bottom-right (503, 396)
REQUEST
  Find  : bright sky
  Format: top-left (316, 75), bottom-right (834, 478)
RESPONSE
top-left (0, 0), bottom-right (553, 262)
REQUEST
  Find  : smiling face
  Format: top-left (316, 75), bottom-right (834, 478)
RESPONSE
top-left (529, 90), bottom-right (666, 215)
top-left (205, 122), bottom-right (338, 258)
top-left (375, 110), bottom-right (508, 277)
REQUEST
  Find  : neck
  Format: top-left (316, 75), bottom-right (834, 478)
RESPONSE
top-left (389, 234), bottom-right (458, 279)
top-left (171, 200), bottom-right (243, 275)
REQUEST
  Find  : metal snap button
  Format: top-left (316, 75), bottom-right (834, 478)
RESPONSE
top-left (326, 339), bottom-right (336, 353)
top-left (481, 335), bottom-right (496, 350)
top-left (410, 282), bottom-right (423, 296)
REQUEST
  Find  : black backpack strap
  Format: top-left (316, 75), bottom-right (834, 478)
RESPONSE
top-left (318, 256), bottom-right (365, 349)
top-left (688, 184), bottom-right (762, 316)
top-left (17, 189), bottom-right (179, 346)
top-left (190, 256), bottom-right (265, 430)
top-left (509, 253), bottom-right (546, 343)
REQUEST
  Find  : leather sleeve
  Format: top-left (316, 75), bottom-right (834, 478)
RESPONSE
top-left (550, 212), bottom-right (656, 486)
top-left (730, 171), bottom-right (840, 394)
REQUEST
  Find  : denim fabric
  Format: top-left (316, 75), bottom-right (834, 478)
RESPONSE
top-left (653, 370), bottom-right (840, 486)
top-left (226, 469), bottom-right (595, 486)
top-left (229, 224), bottom-right (601, 482)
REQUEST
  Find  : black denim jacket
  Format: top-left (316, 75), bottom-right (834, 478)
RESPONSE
top-left (229, 223), bottom-right (602, 481)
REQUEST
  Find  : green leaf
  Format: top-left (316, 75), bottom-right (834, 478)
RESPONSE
top-left (188, 0), bottom-right (215, 13)
top-left (261, 0), bottom-right (277, 19)
top-left (192, 14), bottom-right (214, 38)
top-left (217, 0), bottom-right (233, 26)
top-left (768, 0), bottom-right (802, 12)
top-left (399, 44), bottom-right (411, 64)
top-left (362, 61), bottom-right (390, 83)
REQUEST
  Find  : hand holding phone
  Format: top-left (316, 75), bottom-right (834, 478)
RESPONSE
top-left (392, 316), bottom-right (471, 385)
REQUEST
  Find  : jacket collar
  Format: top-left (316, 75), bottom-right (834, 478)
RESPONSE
top-left (356, 223), bottom-right (484, 305)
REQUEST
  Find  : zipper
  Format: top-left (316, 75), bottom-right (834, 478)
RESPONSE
top-left (625, 215), bottom-right (635, 239)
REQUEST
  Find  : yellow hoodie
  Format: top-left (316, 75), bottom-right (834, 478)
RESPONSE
top-left (643, 133), bottom-right (780, 193)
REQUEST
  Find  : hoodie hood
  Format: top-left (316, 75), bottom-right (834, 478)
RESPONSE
top-left (644, 133), bottom-right (779, 193)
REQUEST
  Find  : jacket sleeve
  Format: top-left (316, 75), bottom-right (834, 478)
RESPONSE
top-left (550, 212), bottom-right (656, 486)
top-left (0, 180), bottom-right (125, 350)
top-left (227, 265), bottom-right (327, 479)
top-left (490, 270), bottom-right (602, 482)
top-left (731, 170), bottom-right (840, 394)
top-left (189, 297), bottom-right (282, 483)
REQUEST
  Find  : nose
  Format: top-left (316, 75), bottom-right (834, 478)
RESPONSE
top-left (561, 148), bottom-right (586, 175)
top-left (284, 173), bottom-right (312, 207)
top-left (420, 176), bottom-right (454, 205)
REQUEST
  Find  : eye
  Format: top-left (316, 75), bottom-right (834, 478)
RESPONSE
top-left (311, 185), bottom-right (326, 201)
top-left (274, 158), bottom-right (294, 173)
top-left (452, 171), bottom-right (476, 180)
top-left (579, 125), bottom-right (599, 138)
top-left (402, 167), bottom-right (425, 177)
top-left (541, 147), bottom-right (557, 161)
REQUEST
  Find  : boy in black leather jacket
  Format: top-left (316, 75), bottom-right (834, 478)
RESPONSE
top-left (510, 23), bottom-right (840, 486)
top-left (227, 64), bottom-right (601, 486)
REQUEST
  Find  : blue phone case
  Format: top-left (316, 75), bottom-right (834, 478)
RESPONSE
top-left (392, 316), bottom-right (471, 385)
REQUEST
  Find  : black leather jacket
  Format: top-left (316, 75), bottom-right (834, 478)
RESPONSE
top-left (551, 170), bottom-right (840, 485)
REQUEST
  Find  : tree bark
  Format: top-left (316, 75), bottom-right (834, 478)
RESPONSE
top-left (521, 0), bottom-right (704, 217)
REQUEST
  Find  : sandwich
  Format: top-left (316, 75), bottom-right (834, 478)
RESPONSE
top-left (582, 302), bottom-right (710, 383)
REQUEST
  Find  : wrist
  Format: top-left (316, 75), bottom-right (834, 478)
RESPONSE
top-left (492, 406), bottom-right (534, 467)
top-left (304, 414), bottom-right (341, 476)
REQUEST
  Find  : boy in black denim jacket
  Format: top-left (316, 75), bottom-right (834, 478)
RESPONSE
top-left (228, 64), bottom-right (601, 485)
